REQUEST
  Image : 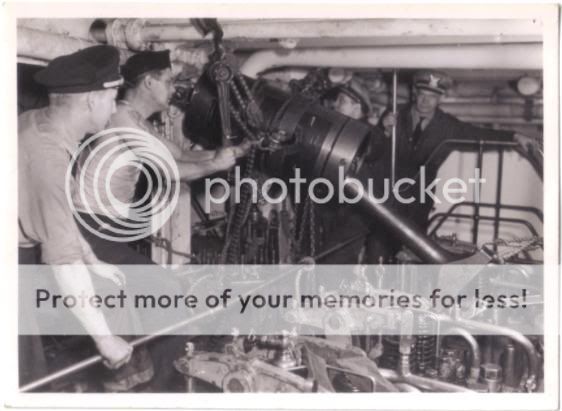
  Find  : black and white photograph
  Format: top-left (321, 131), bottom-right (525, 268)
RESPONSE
top-left (3, 2), bottom-right (560, 410)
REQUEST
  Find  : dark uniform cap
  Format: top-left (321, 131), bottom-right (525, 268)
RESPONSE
top-left (336, 78), bottom-right (372, 115)
top-left (413, 70), bottom-right (453, 95)
top-left (34, 45), bottom-right (123, 93)
top-left (121, 50), bottom-right (171, 84)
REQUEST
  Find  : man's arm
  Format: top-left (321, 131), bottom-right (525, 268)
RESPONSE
top-left (158, 134), bottom-right (251, 163)
top-left (30, 159), bottom-right (133, 368)
top-left (448, 114), bottom-right (542, 173)
top-left (448, 114), bottom-right (514, 143)
top-left (175, 147), bottom-right (238, 181)
top-left (52, 263), bottom-right (132, 369)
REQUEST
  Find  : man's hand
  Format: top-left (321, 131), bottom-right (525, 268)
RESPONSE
top-left (514, 132), bottom-right (543, 176)
top-left (381, 112), bottom-right (397, 136)
top-left (213, 147), bottom-right (237, 170)
top-left (89, 264), bottom-right (126, 287)
top-left (514, 133), bottom-right (542, 156)
top-left (231, 140), bottom-right (253, 158)
top-left (94, 335), bottom-right (134, 369)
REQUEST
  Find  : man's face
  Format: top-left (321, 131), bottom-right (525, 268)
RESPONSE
top-left (149, 68), bottom-right (175, 111)
top-left (88, 88), bottom-right (118, 132)
top-left (335, 93), bottom-right (363, 120)
top-left (413, 88), bottom-right (441, 116)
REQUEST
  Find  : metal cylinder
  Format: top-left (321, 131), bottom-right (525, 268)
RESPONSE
top-left (183, 76), bottom-right (453, 263)
top-left (502, 343), bottom-right (518, 390)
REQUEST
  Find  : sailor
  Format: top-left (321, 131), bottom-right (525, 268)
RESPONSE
top-left (364, 70), bottom-right (540, 263)
top-left (72, 49), bottom-right (248, 242)
top-left (18, 45), bottom-right (151, 389)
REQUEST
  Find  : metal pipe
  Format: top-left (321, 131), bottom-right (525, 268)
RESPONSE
top-left (493, 149), bottom-right (504, 251)
top-left (473, 140), bottom-right (484, 244)
top-left (502, 343), bottom-right (518, 389)
top-left (452, 319), bottom-right (539, 392)
top-left (394, 383), bottom-right (421, 392)
top-left (446, 327), bottom-right (482, 381)
top-left (391, 70), bottom-right (397, 187)
top-left (379, 368), bottom-right (475, 392)
top-left (344, 182), bottom-right (453, 264)
top-left (17, 27), bottom-right (132, 63)
top-left (96, 18), bottom-right (541, 48)
top-left (240, 44), bottom-right (542, 77)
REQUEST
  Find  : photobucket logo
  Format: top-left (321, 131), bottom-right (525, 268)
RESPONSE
top-left (65, 127), bottom-right (179, 242)
top-left (204, 166), bottom-right (486, 212)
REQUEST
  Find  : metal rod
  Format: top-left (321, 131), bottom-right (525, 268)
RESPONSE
top-left (391, 69), bottom-right (398, 187)
top-left (472, 140), bottom-right (484, 245)
top-left (493, 149), bottom-right (504, 252)
top-left (428, 201), bottom-right (543, 237)
top-left (429, 212), bottom-right (539, 239)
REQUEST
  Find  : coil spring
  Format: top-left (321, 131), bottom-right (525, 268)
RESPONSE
top-left (414, 315), bottom-right (437, 375)
top-left (379, 336), bottom-right (406, 370)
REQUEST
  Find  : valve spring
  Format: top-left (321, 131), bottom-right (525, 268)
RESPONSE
top-left (413, 315), bottom-right (437, 375)
top-left (379, 336), bottom-right (409, 370)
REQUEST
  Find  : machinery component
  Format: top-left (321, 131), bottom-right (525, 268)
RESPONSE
top-left (175, 352), bottom-right (316, 393)
top-left (414, 315), bottom-right (437, 375)
top-left (184, 73), bottom-right (454, 263)
top-left (501, 343), bottom-right (518, 391)
top-left (480, 363), bottom-right (502, 393)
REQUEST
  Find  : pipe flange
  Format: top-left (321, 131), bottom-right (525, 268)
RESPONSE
top-left (106, 19), bottom-right (129, 49)
top-left (222, 369), bottom-right (255, 392)
top-left (125, 18), bottom-right (147, 51)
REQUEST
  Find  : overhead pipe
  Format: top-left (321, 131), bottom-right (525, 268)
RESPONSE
top-left (92, 18), bottom-right (541, 50)
top-left (17, 27), bottom-right (132, 63)
top-left (240, 44), bottom-right (542, 77)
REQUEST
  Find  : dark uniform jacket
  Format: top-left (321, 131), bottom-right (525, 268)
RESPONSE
top-left (383, 105), bottom-right (514, 228)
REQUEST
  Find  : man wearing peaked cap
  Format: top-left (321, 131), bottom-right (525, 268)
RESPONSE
top-left (34, 45), bottom-right (124, 93)
top-left (363, 69), bottom-right (541, 264)
top-left (74, 49), bottom-right (249, 234)
top-left (71, 49), bottom-right (250, 390)
top-left (412, 70), bottom-right (453, 95)
top-left (18, 45), bottom-right (153, 389)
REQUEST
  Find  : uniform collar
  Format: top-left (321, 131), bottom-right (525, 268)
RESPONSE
top-left (410, 106), bottom-right (436, 130)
